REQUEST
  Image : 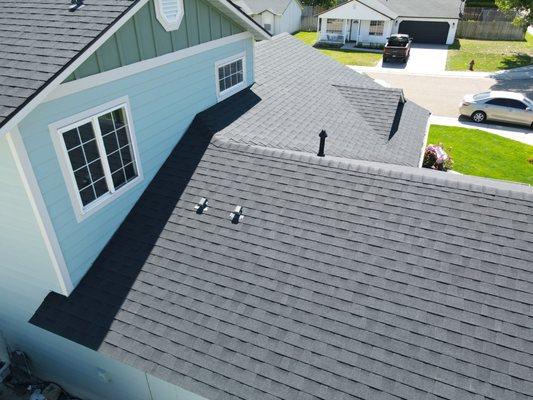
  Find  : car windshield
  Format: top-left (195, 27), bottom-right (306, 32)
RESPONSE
top-left (473, 92), bottom-right (491, 101)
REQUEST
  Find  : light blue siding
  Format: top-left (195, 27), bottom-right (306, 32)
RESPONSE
top-left (0, 136), bottom-right (145, 400)
top-left (0, 135), bottom-right (61, 294)
top-left (17, 36), bottom-right (254, 286)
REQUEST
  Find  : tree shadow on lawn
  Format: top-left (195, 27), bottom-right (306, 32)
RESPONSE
top-left (498, 53), bottom-right (532, 70)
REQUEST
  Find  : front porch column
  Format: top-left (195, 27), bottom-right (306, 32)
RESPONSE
top-left (342, 19), bottom-right (348, 43)
top-left (319, 17), bottom-right (328, 40)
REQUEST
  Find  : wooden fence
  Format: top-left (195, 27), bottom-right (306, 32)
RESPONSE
top-left (462, 7), bottom-right (514, 21)
top-left (456, 20), bottom-right (526, 40)
top-left (300, 6), bottom-right (322, 31)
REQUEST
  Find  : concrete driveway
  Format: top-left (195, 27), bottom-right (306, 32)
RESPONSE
top-left (380, 44), bottom-right (448, 73)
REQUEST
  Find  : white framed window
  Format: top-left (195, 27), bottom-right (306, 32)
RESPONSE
top-left (49, 97), bottom-right (143, 222)
top-left (326, 18), bottom-right (344, 34)
top-left (215, 52), bottom-right (247, 101)
top-left (369, 20), bottom-right (385, 36)
top-left (154, 0), bottom-right (184, 31)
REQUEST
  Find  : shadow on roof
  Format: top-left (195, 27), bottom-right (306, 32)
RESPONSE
top-left (30, 116), bottom-right (218, 350)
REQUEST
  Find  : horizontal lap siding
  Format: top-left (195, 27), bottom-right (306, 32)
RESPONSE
top-left (0, 137), bottom-right (150, 400)
top-left (65, 0), bottom-right (244, 81)
top-left (17, 37), bottom-right (254, 286)
top-left (0, 136), bottom-right (61, 293)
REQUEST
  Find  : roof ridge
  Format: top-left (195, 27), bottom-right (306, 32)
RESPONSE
top-left (211, 137), bottom-right (533, 198)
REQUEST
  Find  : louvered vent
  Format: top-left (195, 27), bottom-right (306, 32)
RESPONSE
top-left (155, 0), bottom-right (184, 31)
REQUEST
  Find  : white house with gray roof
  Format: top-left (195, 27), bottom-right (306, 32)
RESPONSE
top-left (318, 0), bottom-right (463, 45)
top-left (234, 0), bottom-right (303, 34)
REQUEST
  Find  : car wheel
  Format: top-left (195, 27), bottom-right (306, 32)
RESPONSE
top-left (471, 111), bottom-right (486, 123)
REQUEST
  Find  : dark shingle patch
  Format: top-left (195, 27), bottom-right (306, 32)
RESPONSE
top-left (334, 85), bottom-right (405, 138)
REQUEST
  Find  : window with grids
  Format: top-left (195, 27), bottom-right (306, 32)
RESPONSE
top-left (369, 20), bottom-right (384, 36)
top-left (217, 58), bottom-right (244, 95)
top-left (326, 18), bottom-right (343, 34)
top-left (60, 106), bottom-right (138, 208)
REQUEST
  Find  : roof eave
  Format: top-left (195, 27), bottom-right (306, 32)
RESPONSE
top-left (0, 0), bottom-right (270, 139)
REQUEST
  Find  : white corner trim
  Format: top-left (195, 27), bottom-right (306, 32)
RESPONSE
top-left (48, 96), bottom-right (143, 223)
top-left (0, 0), bottom-right (151, 139)
top-left (44, 32), bottom-right (253, 102)
top-left (215, 52), bottom-right (247, 102)
top-left (418, 114), bottom-right (431, 168)
top-left (154, 0), bottom-right (185, 31)
top-left (6, 128), bottom-right (74, 296)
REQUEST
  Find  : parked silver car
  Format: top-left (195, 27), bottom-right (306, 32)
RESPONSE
top-left (459, 91), bottom-right (533, 128)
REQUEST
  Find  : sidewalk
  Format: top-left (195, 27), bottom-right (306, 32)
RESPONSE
top-left (430, 116), bottom-right (533, 146)
top-left (350, 65), bottom-right (533, 80)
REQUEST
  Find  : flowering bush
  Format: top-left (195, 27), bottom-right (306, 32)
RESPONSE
top-left (423, 144), bottom-right (453, 171)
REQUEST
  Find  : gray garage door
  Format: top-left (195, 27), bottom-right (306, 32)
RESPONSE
top-left (398, 21), bottom-right (450, 44)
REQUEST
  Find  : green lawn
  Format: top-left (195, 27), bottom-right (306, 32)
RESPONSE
top-left (446, 33), bottom-right (533, 71)
top-left (428, 125), bottom-right (533, 185)
top-left (293, 31), bottom-right (382, 66)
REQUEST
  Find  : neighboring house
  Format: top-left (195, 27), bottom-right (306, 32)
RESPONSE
top-left (318, 0), bottom-right (462, 45)
top-left (0, 2), bottom-right (533, 400)
top-left (234, 0), bottom-right (303, 34)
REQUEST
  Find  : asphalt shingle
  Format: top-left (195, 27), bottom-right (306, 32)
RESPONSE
top-left (0, 0), bottom-right (136, 128)
top-left (31, 112), bottom-right (533, 400)
top-left (205, 34), bottom-right (429, 167)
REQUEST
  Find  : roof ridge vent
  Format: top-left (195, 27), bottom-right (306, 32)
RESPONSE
top-left (230, 206), bottom-right (244, 224)
top-left (194, 198), bottom-right (209, 214)
top-left (69, 0), bottom-right (85, 12)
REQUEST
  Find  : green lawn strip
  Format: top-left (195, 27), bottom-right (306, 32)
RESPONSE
top-left (428, 125), bottom-right (533, 185)
top-left (446, 33), bottom-right (533, 71)
top-left (293, 31), bottom-right (382, 66)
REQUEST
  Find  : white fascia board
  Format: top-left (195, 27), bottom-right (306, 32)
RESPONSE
top-left (0, 0), bottom-right (267, 139)
top-left (6, 128), bottom-right (74, 296)
top-left (45, 32), bottom-right (253, 102)
top-left (206, 0), bottom-right (271, 40)
top-left (319, 0), bottom-right (395, 20)
top-left (0, 0), bottom-right (150, 139)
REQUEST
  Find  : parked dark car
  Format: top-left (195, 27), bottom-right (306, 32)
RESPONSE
top-left (383, 34), bottom-right (412, 63)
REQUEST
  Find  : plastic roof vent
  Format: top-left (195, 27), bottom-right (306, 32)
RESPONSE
top-left (155, 0), bottom-right (184, 31)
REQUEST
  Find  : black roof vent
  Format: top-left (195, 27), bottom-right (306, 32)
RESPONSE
top-left (230, 206), bottom-right (244, 224)
top-left (69, 0), bottom-right (85, 12)
top-left (317, 130), bottom-right (328, 157)
top-left (194, 198), bottom-right (209, 214)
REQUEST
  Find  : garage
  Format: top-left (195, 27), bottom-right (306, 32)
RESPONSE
top-left (398, 21), bottom-right (450, 44)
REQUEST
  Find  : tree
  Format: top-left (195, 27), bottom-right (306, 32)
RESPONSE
top-left (300, 0), bottom-right (337, 9)
top-left (495, 0), bottom-right (532, 25)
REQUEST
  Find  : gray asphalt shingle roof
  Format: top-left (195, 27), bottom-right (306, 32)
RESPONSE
top-left (375, 0), bottom-right (462, 19)
top-left (204, 34), bottom-right (429, 167)
top-left (0, 0), bottom-right (135, 129)
top-left (233, 0), bottom-right (296, 15)
top-left (31, 121), bottom-right (533, 400)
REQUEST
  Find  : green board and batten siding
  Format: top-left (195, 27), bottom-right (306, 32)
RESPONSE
top-left (67, 0), bottom-right (244, 81)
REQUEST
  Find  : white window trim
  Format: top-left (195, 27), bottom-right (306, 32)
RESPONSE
top-left (215, 52), bottom-right (247, 102)
top-left (369, 20), bottom-right (385, 36)
top-left (154, 0), bottom-right (185, 32)
top-left (49, 96), bottom-right (143, 223)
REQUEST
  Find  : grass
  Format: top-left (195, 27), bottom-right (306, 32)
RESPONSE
top-left (446, 33), bottom-right (533, 71)
top-left (293, 31), bottom-right (382, 66)
top-left (428, 125), bottom-right (533, 185)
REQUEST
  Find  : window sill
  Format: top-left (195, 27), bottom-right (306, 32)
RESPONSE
top-left (217, 82), bottom-right (247, 102)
